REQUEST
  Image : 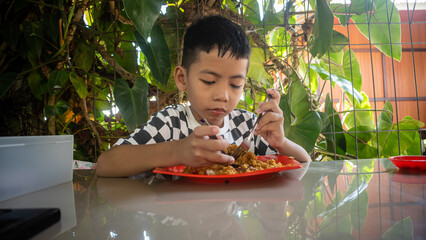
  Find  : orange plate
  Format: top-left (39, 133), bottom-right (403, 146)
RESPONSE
top-left (389, 156), bottom-right (426, 171)
top-left (153, 155), bottom-right (302, 183)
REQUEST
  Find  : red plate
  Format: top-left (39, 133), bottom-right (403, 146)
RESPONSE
top-left (153, 155), bottom-right (303, 183)
top-left (389, 156), bottom-right (426, 170)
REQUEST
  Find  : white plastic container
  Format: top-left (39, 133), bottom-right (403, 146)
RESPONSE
top-left (0, 135), bottom-right (74, 201)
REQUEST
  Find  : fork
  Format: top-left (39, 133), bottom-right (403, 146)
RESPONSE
top-left (231, 93), bottom-right (272, 161)
top-left (199, 118), bottom-right (242, 168)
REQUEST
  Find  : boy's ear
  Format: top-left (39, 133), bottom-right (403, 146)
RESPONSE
top-left (174, 66), bottom-right (187, 91)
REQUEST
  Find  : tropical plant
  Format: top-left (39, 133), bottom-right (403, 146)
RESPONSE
top-left (0, 0), bottom-right (423, 161)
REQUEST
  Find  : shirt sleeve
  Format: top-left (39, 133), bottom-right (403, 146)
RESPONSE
top-left (114, 105), bottom-right (195, 146)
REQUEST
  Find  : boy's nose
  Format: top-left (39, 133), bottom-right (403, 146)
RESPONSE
top-left (212, 86), bottom-right (230, 102)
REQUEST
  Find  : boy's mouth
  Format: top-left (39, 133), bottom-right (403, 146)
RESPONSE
top-left (209, 108), bottom-right (226, 115)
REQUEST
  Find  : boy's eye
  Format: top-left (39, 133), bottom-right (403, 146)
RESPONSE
top-left (201, 80), bottom-right (214, 85)
top-left (231, 84), bottom-right (243, 89)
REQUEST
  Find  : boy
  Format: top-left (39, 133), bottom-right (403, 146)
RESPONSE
top-left (96, 15), bottom-right (310, 177)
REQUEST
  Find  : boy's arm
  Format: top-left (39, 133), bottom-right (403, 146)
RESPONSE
top-left (274, 138), bottom-right (311, 163)
top-left (96, 141), bottom-right (182, 177)
top-left (96, 125), bottom-right (234, 177)
top-left (254, 88), bottom-right (311, 163)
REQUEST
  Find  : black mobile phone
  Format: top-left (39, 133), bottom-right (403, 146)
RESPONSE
top-left (0, 208), bottom-right (61, 240)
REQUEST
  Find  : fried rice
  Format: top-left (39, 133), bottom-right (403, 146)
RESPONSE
top-left (183, 144), bottom-right (283, 175)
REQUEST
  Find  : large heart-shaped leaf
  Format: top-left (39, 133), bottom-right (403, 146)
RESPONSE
top-left (310, 0), bottom-right (334, 58)
top-left (247, 48), bottom-right (274, 86)
top-left (27, 71), bottom-right (47, 100)
top-left (351, 0), bottom-right (401, 61)
top-left (344, 92), bottom-right (375, 130)
top-left (374, 102), bottom-right (424, 157)
top-left (44, 100), bottom-right (69, 117)
top-left (73, 38), bottom-right (94, 72)
top-left (122, 0), bottom-right (163, 39)
top-left (310, 64), bottom-right (363, 104)
top-left (321, 49), bottom-right (362, 93)
top-left (280, 94), bottom-right (321, 153)
top-left (135, 26), bottom-right (171, 87)
top-left (345, 125), bottom-right (377, 159)
top-left (320, 94), bottom-right (346, 156)
top-left (113, 77), bottom-right (149, 132)
top-left (380, 117), bottom-right (424, 157)
top-left (286, 111), bottom-right (322, 154)
top-left (329, 30), bottom-right (348, 52)
top-left (69, 71), bottom-right (88, 99)
top-left (288, 80), bottom-right (310, 122)
top-left (48, 70), bottom-right (69, 89)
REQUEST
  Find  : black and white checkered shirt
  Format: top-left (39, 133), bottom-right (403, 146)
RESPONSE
top-left (115, 104), bottom-right (277, 155)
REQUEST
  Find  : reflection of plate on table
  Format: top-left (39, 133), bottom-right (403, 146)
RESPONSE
top-left (153, 155), bottom-right (303, 183)
top-left (391, 170), bottom-right (426, 184)
top-left (389, 156), bottom-right (426, 170)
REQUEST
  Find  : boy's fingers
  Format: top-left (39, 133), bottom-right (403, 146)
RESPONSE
top-left (193, 125), bottom-right (220, 138)
top-left (255, 112), bottom-right (283, 131)
top-left (266, 88), bottom-right (281, 104)
top-left (202, 151), bottom-right (235, 164)
top-left (256, 100), bottom-right (282, 115)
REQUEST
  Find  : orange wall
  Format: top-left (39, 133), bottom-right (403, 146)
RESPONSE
top-left (321, 10), bottom-right (426, 125)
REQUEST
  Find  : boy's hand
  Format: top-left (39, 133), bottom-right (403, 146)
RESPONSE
top-left (178, 125), bottom-right (234, 167)
top-left (254, 88), bottom-right (286, 149)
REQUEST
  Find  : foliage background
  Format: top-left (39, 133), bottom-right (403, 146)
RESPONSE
top-left (0, 0), bottom-right (423, 162)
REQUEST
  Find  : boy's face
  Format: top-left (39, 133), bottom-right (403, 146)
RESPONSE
top-left (175, 48), bottom-right (249, 127)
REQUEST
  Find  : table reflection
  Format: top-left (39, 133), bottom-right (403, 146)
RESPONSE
top-left (95, 174), bottom-right (304, 240)
top-left (54, 159), bottom-right (425, 240)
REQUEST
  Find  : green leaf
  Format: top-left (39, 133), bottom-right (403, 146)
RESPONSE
top-left (113, 77), bottom-right (149, 132)
top-left (44, 100), bottom-right (69, 117)
top-left (69, 72), bottom-right (88, 99)
top-left (310, 64), bottom-right (363, 104)
top-left (48, 70), bottom-right (69, 89)
top-left (135, 26), bottom-right (171, 87)
top-left (342, 49), bottom-right (362, 92)
top-left (382, 217), bottom-right (413, 240)
top-left (350, 184), bottom-right (369, 231)
top-left (118, 30), bottom-right (138, 74)
top-left (283, 107), bottom-right (322, 154)
top-left (0, 72), bottom-right (17, 98)
top-left (352, 0), bottom-right (402, 61)
top-left (27, 71), bottom-right (47, 100)
top-left (344, 92), bottom-right (375, 130)
top-left (329, 30), bottom-right (348, 52)
top-left (268, 27), bottom-right (291, 57)
top-left (404, 131), bottom-right (422, 156)
top-left (321, 49), bottom-right (362, 93)
top-left (319, 191), bottom-right (353, 235)
top-left (289, 80), bottom-right (310, 121)
top-left (330, 4), bottom-right (350, 27)
top-left (122, 0), bottom-right (163, 39)
top-left (375, 108), bottom-right (424, 157)
top-left (73, 38), bottom-right (94, 72)
top-left (94, 88), bottom-right (111, 111)
top-left (351, 0), bottom-right (375, 14)
top-left (377, 101), bottom-right (393, 131)
top-left (345, 125), bottom-right (377, 159)
top-left (320, 94), bottom-right (346, 156)
top-left (247, 48), bottom-right (274, 86)
top-left (299, 59), bottom-right (319, 93)
top-left (310, 0), bottom-right (334, 58)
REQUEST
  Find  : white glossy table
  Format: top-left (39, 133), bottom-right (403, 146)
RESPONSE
top-left (3, 159), bottom-right (425, 239)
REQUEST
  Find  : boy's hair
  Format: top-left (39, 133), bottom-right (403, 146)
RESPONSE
top-left (181, 15), bottom-right (251, 70)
